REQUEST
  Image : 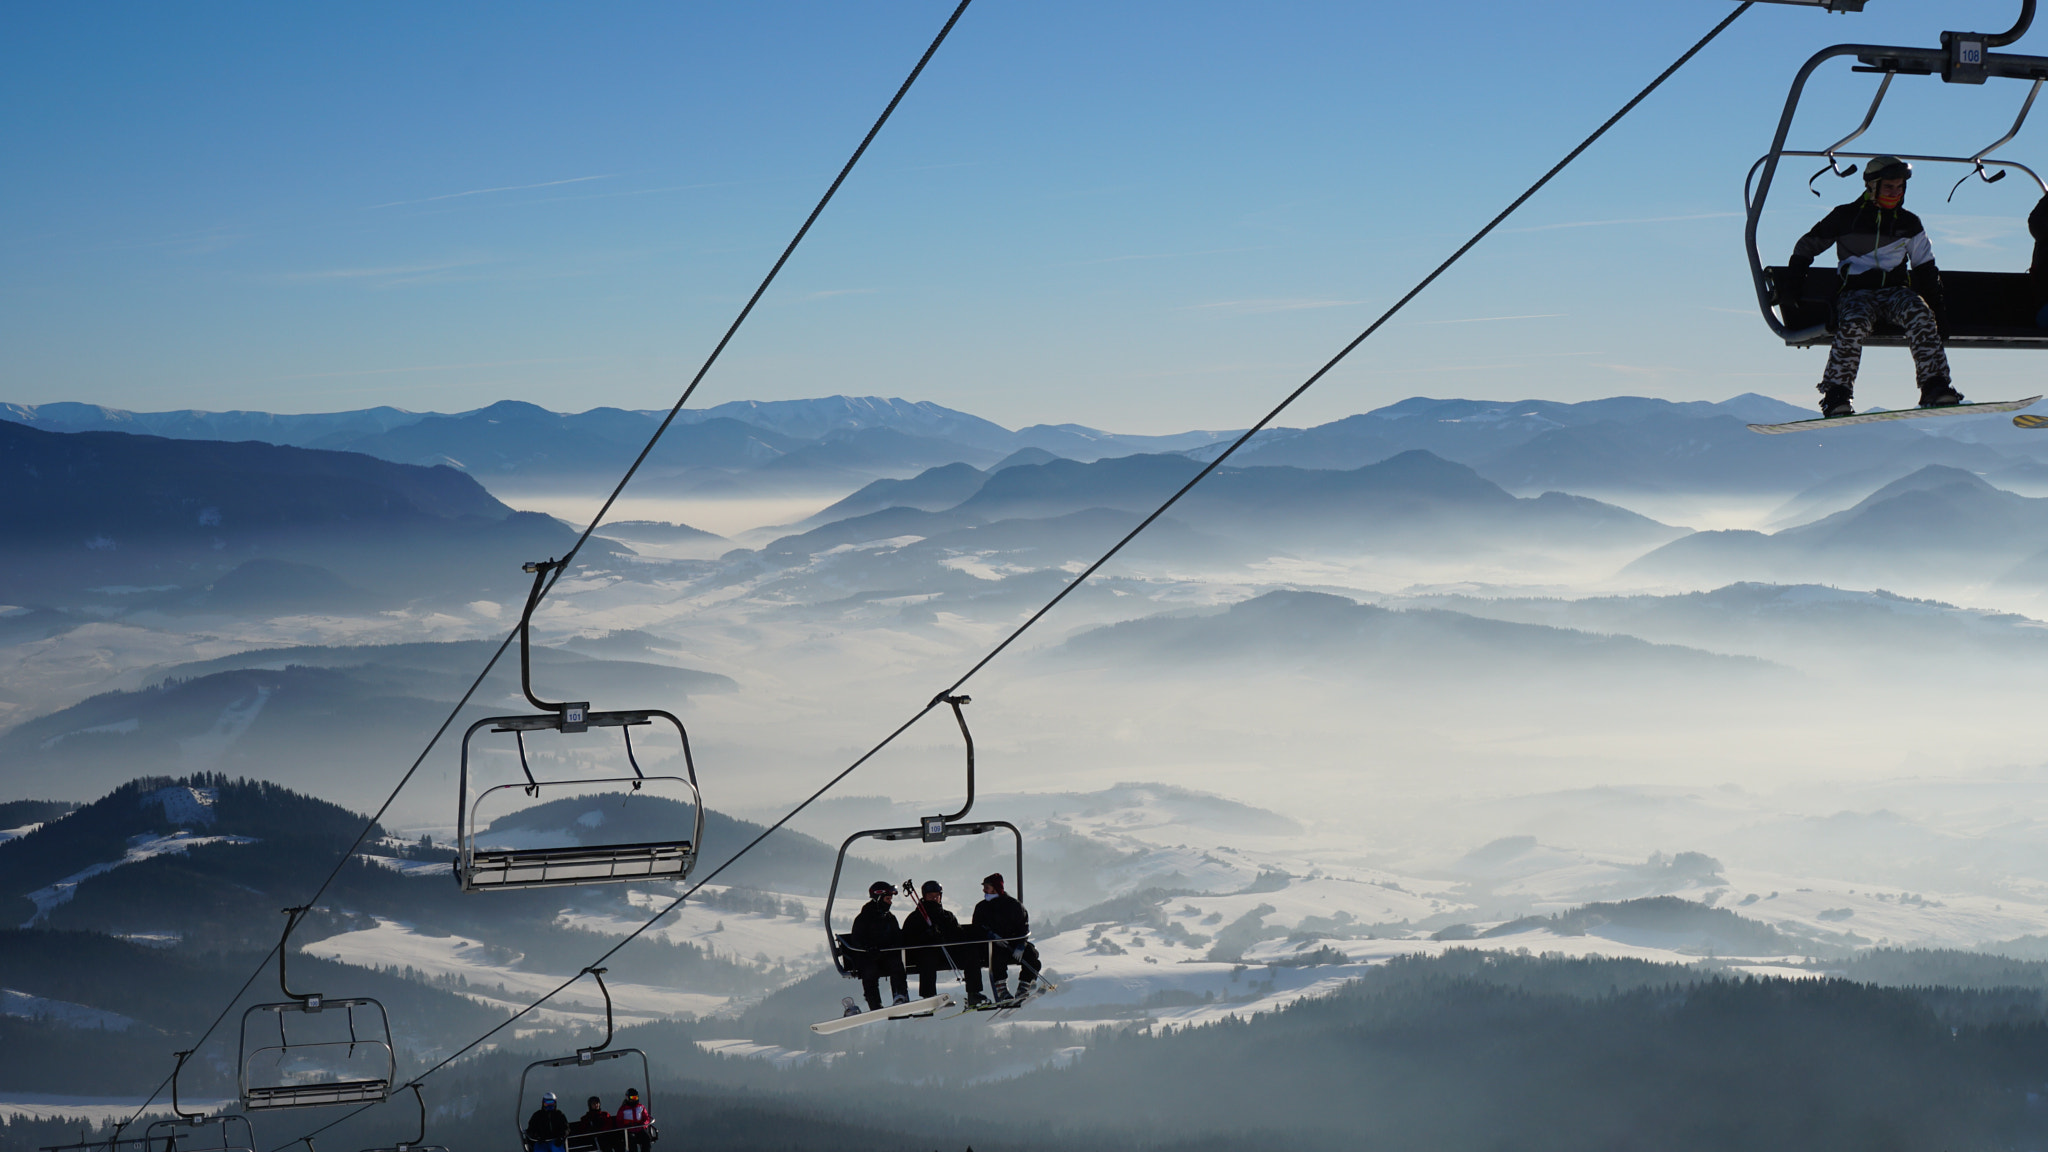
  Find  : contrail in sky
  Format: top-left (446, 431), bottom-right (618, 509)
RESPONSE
top-left (368, 175), bottom-right (616, 210)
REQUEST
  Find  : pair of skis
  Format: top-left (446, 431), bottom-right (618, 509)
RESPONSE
top-left (809, 982), bottom-right (1054, 1033)
top-left (810, 994), bottom-right (953, 1035)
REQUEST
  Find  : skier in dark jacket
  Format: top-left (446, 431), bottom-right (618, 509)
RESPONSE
top-left (1784, 156), bottom-right (1963, 417)
top-left (971, 872), bottom-right (1042, 1005)
top-left (901, 879), bottom-right (969, 1001)
top-left (568, 1097), bottom-right (613, 1152)
top-left (848, 879), bottom-right (909, 1011)
top-left (526, 1092), bottom-right (569, 1152)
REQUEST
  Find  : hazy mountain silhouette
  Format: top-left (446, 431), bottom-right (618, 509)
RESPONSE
top-left (1411, 582), bottom-right (2048, 668)
top-left (0, 422), bottom-right (611, 606)
top-left (1626, 465), bottom-right (2048, 584)
top-left (0, 641), bottom-right (735, 801)
top-left (776, 450), bottom-right (1682, 561)
top-left (1056, 590), bottom-right (1770, 678)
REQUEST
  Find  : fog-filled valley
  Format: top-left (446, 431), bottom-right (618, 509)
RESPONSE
top-left (13, 392), bottom-right (2048, 1149)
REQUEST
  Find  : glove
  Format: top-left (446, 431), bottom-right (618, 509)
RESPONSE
top-left (1774, 267), bottom-right (1807, 309)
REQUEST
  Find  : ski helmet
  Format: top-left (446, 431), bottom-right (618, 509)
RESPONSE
top-left (542, 1093), bottom-right (557, 1106)
top-left (921, 880), bottom-right (943, 895)
top-left (1864, 155), bottom-right (1912, 184)
top-left (869, 880), bottom-right (894, 897)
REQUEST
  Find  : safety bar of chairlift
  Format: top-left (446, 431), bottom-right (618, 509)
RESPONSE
top-left (455, 709), bottom-right (703, 893)
top-left (821, 818), bottom-right (1025, 977)
top-left (1746, 34), bottom-right (2048, 339)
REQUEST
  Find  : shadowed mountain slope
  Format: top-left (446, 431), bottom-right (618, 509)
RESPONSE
top-left (0, 422), bottom-right (614, 606)
top-left (1626, 465), bottom-right (2048, 585)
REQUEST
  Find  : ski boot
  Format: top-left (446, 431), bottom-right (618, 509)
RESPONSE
top-left (991, 980), bottom-right (1012, 1006)
top-left (965, 993), bottom-right (990, 1009)
top-left (1919, 379), bottom-right (1965, 408)
top-left (841, 997), bottom-right (861, 1018)
top-left (1818, 384), bottom-right (1854, 418)
top-left (891, 993), bottom-right (910, 1007)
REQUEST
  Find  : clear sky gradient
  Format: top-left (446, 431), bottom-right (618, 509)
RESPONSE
top-left (7, 1), bottom-right (2048, 431)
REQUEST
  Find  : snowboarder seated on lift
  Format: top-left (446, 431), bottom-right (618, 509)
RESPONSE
top-left (972, 872), bottom-right (1041, 1005)
top-left (613, 1088), bottom-right (654, 1152)
top-left (847, 879), bottom-right (910, 1013)
top-left (1783, 155), bottom-right (1964, 418)
top-left (901, 879), bottom-right (977, 1004)
top-left (526, 1092), bottom-right (570, 1152)
top-left (567, 1096), bottom-right (614, 1152)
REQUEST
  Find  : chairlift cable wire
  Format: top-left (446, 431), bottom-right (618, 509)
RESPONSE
top-left (260, 7), bottom-right (1755, 1149)
top-left (104, 1), bottom-right (975, 1141)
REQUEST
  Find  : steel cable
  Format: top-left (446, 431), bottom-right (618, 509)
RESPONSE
top-left (100, 1), bottom-right (974, 1143)
top-left (262, 6), bottom-right (1754, 1149)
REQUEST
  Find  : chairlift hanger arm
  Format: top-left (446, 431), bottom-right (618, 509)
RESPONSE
top-left (936, 693), bottom-right (973, 824)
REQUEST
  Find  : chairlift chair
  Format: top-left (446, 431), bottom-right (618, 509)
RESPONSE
top-left (238, 908), bottom-right (395, 1111)
top-left (821, 695), bottom-right (1028, 981)
top-left (1747, 0), bottom-right (2048, 348)
top-left (457, 560), bottom-right (704, 893)
top-left (514, 969), bottom-right (655, 1152)
top-left (40, 1050), bottom-right (264, 1152)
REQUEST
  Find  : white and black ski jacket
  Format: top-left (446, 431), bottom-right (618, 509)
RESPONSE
top-left (1789, 195), bottom-right (1945, 313)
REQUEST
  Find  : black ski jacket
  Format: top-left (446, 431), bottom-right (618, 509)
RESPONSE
top-left (972, 893), bottom-right (1030, 943)
top-left (850, 898), bottom-right (903, 952)
top-left (2030, 193), bottom-right (2048, 307)
top-left (1787, 195), bottom-right (1945, 314)
top-left (902, 899), bottom-right (964, 958)
top-left (527, 1107), bottom-right (569, 1143)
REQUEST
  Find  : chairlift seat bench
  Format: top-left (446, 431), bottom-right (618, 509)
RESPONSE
top-left (1767, 266), bottom-right (2048, 347)
top-left (243, 1078), bottom-right (392, 1111)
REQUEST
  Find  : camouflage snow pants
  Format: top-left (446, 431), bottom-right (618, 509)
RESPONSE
top-left (1821, 286), bottom-right (1950, 394)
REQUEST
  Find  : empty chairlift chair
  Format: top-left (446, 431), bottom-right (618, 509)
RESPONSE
top-left (238, 908), bottom-right (395, 1111)
top-left (457, 560), bottom-right (704, 893)
top-left (1747, 2), bottom-right (2048, 348)
top-left (822, 695), bottom-right (1028, 984)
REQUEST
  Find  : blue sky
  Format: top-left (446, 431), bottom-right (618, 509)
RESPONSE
top-left (7, 1), bottom-right (2048, 431)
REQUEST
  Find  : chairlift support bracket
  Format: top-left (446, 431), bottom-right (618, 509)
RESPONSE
top-left (455, 561), bottom-right (705, 893)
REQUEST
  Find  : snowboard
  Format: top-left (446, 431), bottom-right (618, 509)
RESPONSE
top-left (2015, 413), bottom-right (2048, 428)
top-left (1747, 396), bottom-right (2041, 434)
top-left (809, 994), bottom-right (952, 1035)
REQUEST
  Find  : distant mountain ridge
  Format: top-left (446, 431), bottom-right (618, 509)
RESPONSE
top-left (0, 420), bottom-right (610, 606)
top-left (21, 390), bottom-right (2027, 499)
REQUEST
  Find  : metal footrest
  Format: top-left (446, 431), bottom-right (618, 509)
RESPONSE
top-left (463, 840), bottom-right (695, 891)
top-left (244, 1077), bottom-right (391, 1110)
